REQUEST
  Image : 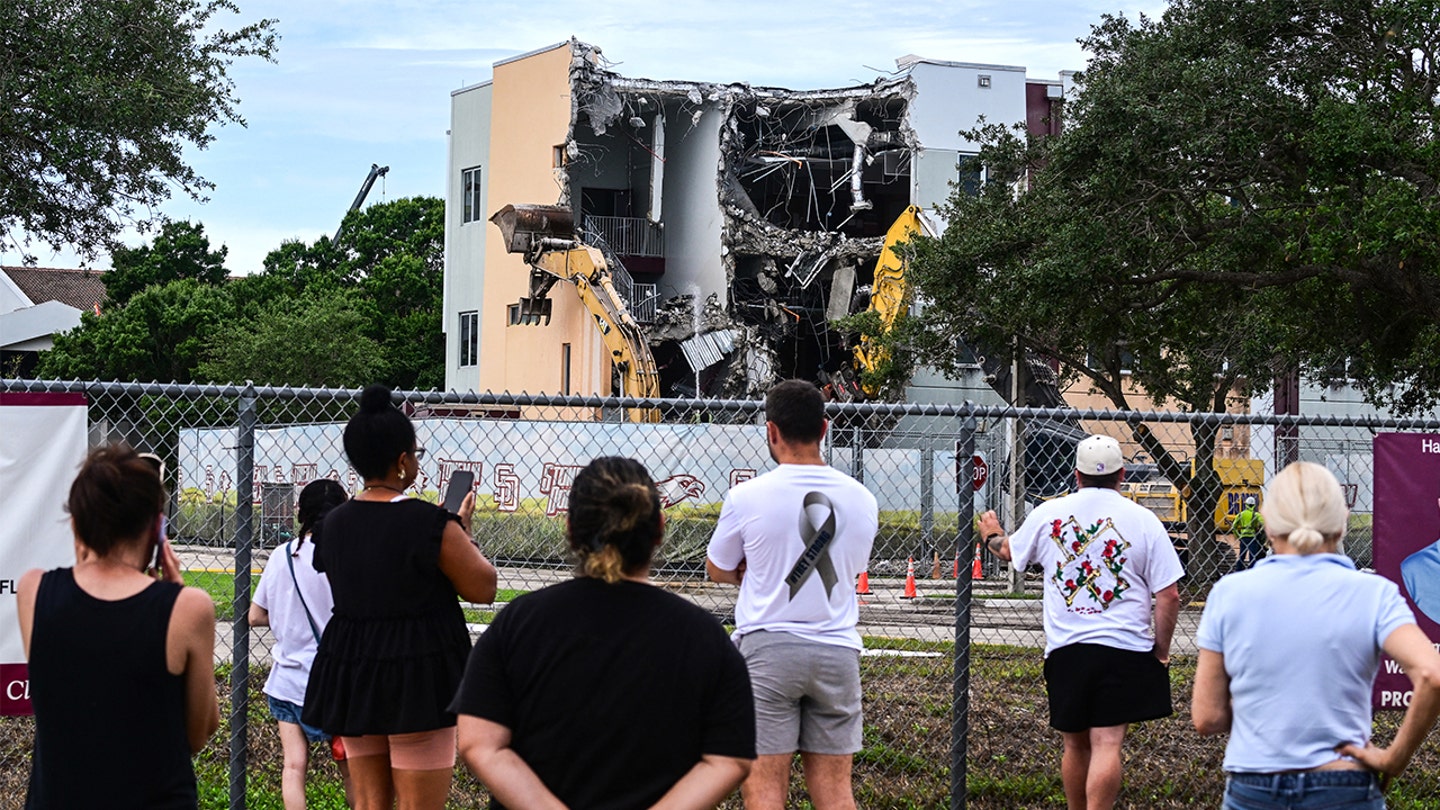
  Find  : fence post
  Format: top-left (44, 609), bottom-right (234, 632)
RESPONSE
top-left (230, 383), bottom-right (256, 810)
top-left (921, 445), bottom-right (935, 565)
top-left (951, 403), bottom-right (976, 810)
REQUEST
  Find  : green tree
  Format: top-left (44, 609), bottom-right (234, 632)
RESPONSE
top-left (105, 220), bottom-right (229, 306)
top-left (256, 196), bottom-right (447, 389)
top-left (197, 291), bottom-right (383, 387)
top-left (38, 279), bottom-right (234, 382)
top-left (910, 0), bottom-right (1440, 576)
top-left (0, 0), bottom-right (276, 261)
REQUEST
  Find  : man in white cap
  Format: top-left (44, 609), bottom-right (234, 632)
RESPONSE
top-left (1227, 494), bottom-right (1265, 571)
top-left (977, 434), bottom-right (1183, 810)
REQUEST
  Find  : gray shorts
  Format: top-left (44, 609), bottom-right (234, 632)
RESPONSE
top-left (737, 630), bottom-right (862, 756)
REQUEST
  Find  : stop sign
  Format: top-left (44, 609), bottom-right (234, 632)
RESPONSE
top-left (971, 455), bottom-right (989, 491)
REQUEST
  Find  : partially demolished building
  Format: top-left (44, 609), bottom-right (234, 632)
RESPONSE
top-left (443, 39), bottom-right (1071, 402)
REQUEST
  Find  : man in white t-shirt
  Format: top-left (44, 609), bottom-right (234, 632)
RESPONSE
top-left (706, 379), bottom-right (878, 810)
top-left (978, 434), bottom-right (1183, 810)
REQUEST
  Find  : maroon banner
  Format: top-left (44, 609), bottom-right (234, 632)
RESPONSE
top-left (1, 663), bottom-right (30, 715)
top-left (0, 392), bottom-right (86, 407)
top-left (1372, 433), bottom-right (1440, 710)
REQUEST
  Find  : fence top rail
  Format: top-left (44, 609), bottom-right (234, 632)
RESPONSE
top-left (5, 379), bottom-right (1440, 430)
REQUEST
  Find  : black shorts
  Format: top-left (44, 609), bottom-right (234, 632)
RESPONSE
top-left (1043, 643), bottom-right (1172, 732)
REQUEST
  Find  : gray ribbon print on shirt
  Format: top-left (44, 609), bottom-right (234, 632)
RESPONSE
top-left (785, 492), bottom-right (839, 600)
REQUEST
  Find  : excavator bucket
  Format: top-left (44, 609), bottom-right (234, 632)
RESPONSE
top-left (511, 297), bottom-right (553, 326)
top-left (490, 204), bottom-right (576, 254)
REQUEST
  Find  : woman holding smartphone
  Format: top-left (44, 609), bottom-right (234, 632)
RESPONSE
top-left (17, 444), bottom-right (220, 809)
top-left (303, 384), bottom-right (497, 810)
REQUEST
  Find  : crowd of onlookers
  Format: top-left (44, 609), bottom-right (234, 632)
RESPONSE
top-left (14, 380), bottom-right (1440, 810)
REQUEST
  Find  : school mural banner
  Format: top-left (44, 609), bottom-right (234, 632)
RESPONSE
top-left (1372, 433), bottom-right (1440, 711)
top-left (177, 419), bottom-right (967, 515)
top-left (0, 392), bottom-right (88, 715)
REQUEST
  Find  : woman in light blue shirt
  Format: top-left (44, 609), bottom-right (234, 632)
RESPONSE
top-left (1193, 462), bottom-right (1440, 809)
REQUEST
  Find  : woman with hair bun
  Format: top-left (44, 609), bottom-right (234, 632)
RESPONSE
top-left (17, 444), bottom-right (220, 809)
top-left (1193, 461), bottom-right (1440, 809)
top-left (453, 456), bottom-right (755, 809)
top-left (303, 384), bottom-right (497, 810)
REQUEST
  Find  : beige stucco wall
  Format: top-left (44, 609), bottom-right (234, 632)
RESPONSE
top-left (1063, 376), bottom-right (1253, 465)
top-left (480, 43), bottom-right (609, 396)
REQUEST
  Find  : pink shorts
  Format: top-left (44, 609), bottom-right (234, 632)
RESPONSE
top-left (339, 727), bottom-right (457, 770)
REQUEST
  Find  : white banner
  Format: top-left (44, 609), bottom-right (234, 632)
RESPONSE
top-left (1, 392), bottom-right (87, 715)
top-left (177, 419), bottom-right (966, 515)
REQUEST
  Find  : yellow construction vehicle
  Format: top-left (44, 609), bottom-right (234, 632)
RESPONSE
top-left (853, 205), bottom-right (926, 397)
top-left (1122, 457), bottom-right (1265, 531)
top-left (490, 204), bottom-right (660, 422)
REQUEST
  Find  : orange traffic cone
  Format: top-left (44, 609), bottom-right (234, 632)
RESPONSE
top-left (972, 543), bottom-right (985, 580)
top-left (902, 557), bottom-right (919, 599)
top-left (953, 551), bottom-right (960, 579)
top-left (856, 570), bottom-right (872, 595)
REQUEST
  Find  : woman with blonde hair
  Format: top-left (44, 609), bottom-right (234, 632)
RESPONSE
top-left (453, 456), bottom-right (755, 809)
top-left (1193, 461), bottom-right (1440, 809)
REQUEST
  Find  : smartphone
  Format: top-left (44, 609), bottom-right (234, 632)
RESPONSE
top-left (152, 514), bottom-right (168, 573)
top-left (442, 471), bottom-right (475, 514)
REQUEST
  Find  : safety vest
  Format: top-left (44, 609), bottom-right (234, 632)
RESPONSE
top-left (1234, 508), bottom-right (1262, 538)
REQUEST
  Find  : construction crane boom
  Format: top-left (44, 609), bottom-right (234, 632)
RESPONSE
top-left (333, 163), bottom-right (390, 244)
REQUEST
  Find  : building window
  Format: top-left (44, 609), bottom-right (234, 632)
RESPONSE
top-left (553, 145), bottom-right (567, 168)
top-left (561, 343), bottom-right (572, 395)
top-left (461, 167), bottom-right (483, 224)
top-left (957, 155), bottom-right (984, 197)
top-left (458, 310), bottom-right (478, 367)
top-left (977, 74), bottom-right (992, 89)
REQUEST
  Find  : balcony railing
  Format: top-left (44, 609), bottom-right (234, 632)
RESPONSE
top-left (583, 215), bottom-right (665, 258)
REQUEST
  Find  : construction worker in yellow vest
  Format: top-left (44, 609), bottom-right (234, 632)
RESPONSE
top-left (1230, 496), bottom-right (1264, 571)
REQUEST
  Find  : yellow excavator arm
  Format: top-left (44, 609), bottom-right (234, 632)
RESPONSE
top-left (854, 205), bottom-right (925, 396)
top-left (491, 205), bottom-right (660, 422)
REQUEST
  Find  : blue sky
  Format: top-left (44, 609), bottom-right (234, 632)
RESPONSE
top-left (9, 0), bottom-right (1167, 274)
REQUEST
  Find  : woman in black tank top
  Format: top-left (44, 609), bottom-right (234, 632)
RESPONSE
top-left (16, 445), bottom-right (220, 809)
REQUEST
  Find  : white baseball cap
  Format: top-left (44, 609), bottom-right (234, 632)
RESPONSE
top-left (1076, 435), bottom-right (1124, 475)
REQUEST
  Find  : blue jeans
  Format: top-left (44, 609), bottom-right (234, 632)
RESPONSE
top-left (267, 695), bottom-right (329, 744)
top-left (1224, 771), bottom-right (1384, 809)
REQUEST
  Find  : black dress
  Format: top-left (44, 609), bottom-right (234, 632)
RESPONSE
top-left (303, 498), bottom-right (471, 735)
top-left (27, 569), bottom-right (196, 809)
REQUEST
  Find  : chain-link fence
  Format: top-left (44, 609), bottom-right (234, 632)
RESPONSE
top-left (2, 379), bottom-right (1439, 809)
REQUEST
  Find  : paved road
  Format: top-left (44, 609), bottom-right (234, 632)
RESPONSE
top-left (184, 546), bottom-right (1204, 666)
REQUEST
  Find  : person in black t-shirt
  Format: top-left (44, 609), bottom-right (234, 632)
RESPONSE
top-left (452, 456), bottom-right (756, 810)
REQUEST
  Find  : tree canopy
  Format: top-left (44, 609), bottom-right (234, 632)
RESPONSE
top-left (38, 197), bottom-right (448, 389)
top-left (908, 0), bottom-right (1440, 570)
top-left (0, 0), bottom-right (276, 262)
top-left (105, 220), bottom-right (229, 306)
top-left (914, 0), bottom-right (1440, 415)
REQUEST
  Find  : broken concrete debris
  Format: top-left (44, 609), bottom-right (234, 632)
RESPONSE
top-left (560, 39), bottom-right (921, 400)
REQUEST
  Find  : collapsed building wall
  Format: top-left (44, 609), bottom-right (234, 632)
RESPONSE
top-left (557, 40), bottom-right (919, 400)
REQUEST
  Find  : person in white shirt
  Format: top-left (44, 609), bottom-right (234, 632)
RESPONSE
top-left (250, 478), bottom-right (353, 809)
top-left (706, 380), bottom-right (878, 810)
top-left (978, 434), bottom-right (1183, 810)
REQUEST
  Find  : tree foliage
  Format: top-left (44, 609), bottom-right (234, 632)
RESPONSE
top-left (39, 279), bottom-right (234, 383)
top-left (909, 0), bottom-right (1440, 571)
top-left (105, 220), bottom-right (229, 306)
top-left (38, 197), bottom-right (448, 389)
top-left (0, 0), bottom-right (276, 261)
top-left (260, 196), bottom-right (448, 389)
top-left (197, 291), bottom-right (383, 387)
